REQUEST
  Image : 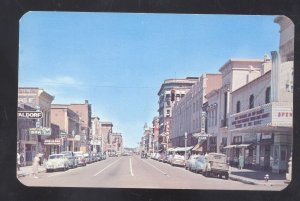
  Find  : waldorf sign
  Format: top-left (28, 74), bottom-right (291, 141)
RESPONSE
top-left (18, 111), bottom-right (43, 119)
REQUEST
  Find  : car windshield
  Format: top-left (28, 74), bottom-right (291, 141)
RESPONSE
top-left (209, 154), bottom-right (226, 162)
top-left (49, 155), bottom-right (64, 159)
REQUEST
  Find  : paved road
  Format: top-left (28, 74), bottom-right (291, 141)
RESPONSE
top-left (18, 155), bottom-right (286, 190)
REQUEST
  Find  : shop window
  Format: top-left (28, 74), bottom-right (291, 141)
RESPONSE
top-left (265, 87), bottom-right (271, 104)
top-left (233, 136), bottom-right (242, 144)
top-left (249, 94), bottom-right (254, 109)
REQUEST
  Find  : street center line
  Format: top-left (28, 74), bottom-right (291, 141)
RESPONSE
top-left (129, 157), bottom-right (134, 176)
top-left (141, 159), bottom-right (170, 177)
top-left (93, 158), bottom-right (121, 176)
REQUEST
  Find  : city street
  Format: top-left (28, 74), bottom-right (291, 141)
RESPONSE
top-left (18, 155), bottom-right (286, 190)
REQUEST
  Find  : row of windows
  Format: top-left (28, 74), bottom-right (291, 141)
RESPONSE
top-left (236, 87), bottom-right (271, 113)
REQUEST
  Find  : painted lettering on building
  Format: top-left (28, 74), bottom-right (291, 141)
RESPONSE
top-left (231, 109), bottom-right (270, 129)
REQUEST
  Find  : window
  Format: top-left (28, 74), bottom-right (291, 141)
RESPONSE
top-left (249, 94), bottom-right (254, 109)
top-left (236, 101), bottom-right (241, 113)
top-left (265, 87), bottom-right (271, 104)
top-left (233, 136), bottom-right (242, 144)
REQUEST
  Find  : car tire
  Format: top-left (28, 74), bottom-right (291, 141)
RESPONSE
top-left (225, 173), bottom-right (229, 180)
top-left (46, 169), bottom-right (49, 173)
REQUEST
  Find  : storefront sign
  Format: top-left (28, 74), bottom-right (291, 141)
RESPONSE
top-left (44, 139), bottom-right (62, 145)
top-left (259, 133), bottom-right (274, 143)
top-left (230, 107), bottom-right (271, 130)
top-left (18, 111), bottom-right (43, 119)
top-left (29, 127), bottom-right (51, 135)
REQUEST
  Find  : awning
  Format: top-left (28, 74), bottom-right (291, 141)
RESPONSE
top-left (167, 148), bottom-right (175, 152)
top-left (236, 144), bottom-right (252, 148)
top-left (192, 143), bottom-right (203, 152)
top-left (173, 146), bottom-right (194, 152)
top-left (223, 145), bottom-right (237, 149)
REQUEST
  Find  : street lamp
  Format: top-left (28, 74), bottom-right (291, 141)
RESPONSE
top-left (184, 132), bottom-right (187, 160)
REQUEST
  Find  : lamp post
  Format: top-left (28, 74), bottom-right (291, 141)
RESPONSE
top-left (184, 132), bottom-right (187, 160)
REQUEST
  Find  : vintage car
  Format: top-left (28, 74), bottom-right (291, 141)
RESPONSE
top-left (185, 154), bottom-right (201, 171)
top-left (141, 151), bottom-right (148, 159)
top-left (60, 151), bottom-right (78, 168)
top-left (202, 153), bottom-right (229, 179)
top-left (74, 151), bottom-right (86, 166)
top-left (45, 154), bottom-right (69, 172)
top-left (171, 153), bottom-right (186, 166)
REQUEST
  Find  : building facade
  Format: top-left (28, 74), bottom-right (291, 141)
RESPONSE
top-left (171, 74), bottom-right (222, 150)
top-left (224, 15), bottom-right (294, 172)
top-left (100, 122), bottom-right (113, 153)
top-left (50, 104), bottom-right (81, 152)
top-left (91, 116), bottom-right (102, 153)
top-left (18, 87), bottom-right (54, 164)
top-left (157, 77), bottom-right (198, 151)
top-left (107, 133), bottom-right (123, 155)
top-left (68, 100), bottom-right (92, 150)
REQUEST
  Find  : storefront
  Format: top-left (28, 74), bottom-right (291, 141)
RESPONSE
top-left (44, 138), bottom-right (63, 158)
top-left (229, 102), bottom-right (293, 173)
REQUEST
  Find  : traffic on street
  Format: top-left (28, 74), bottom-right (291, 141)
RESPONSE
top-left (18, 153), bottom-right (286, 190)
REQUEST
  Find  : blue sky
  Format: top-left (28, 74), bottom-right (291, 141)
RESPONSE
top-left (19, 12), bottom-right (280, 147)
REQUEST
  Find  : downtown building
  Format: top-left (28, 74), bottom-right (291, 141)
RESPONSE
top-left (91, 116), bottom-right (102, 153)
top-left (107, 132), bottom-right (123, 155)
top-left (157, 77), bottom-right (198, 151)
top-left (17, 87), bottom-right (54, 165)
top-left (50, 104), bottom-right (82, 153)
top-left (100, 121), bottom-right (113, 153)
top-left (208, 15), bottom-right (294, 173)
top-left (171, 74), bottom-right (222, 152)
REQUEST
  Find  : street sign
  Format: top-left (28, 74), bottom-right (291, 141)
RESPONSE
top-left (18, 111), bottom-right (43, 119)
top-left (29, 127), bottom-right (51, 135)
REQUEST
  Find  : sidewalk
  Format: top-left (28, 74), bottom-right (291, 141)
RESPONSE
top-left (228, 166), bottom-right (288, 186)
top-left (17, 165), bottom-right (46, 178)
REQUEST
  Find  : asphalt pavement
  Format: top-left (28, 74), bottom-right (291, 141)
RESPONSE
top-left (17, 156), bottom-right (288, 187)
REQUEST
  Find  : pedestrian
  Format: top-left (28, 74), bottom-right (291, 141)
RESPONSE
top-left (32, 154), bottom-right (40, 178)
top-left (20, 154), bottom-right (24, 167)
top-left (239, 155), bottom-right (244, 169)
top-left (17, 152), bottom-right (20, 171)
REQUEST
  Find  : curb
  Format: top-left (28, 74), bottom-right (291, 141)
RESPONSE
top-left (17, 169), bottom-right (46, 178)
top-left (229, 176), bottom-right (257, 185)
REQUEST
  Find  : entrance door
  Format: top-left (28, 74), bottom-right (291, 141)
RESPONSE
top-left (264, 145), bottom-right (271, 170)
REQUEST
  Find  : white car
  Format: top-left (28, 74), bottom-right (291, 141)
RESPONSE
top-left (45, 154), bottom-right (69, 172)
top-left (171, 154), bottom-right (186, 166)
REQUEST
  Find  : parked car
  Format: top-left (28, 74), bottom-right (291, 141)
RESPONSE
top-left (74, 152), bottom-right (86, 166)
top-left (90, 153), bottom-right (97, 162)
top-left (83, 153), bottom-right (91, 164)
top-left (45, 154), bottom-right (69, 172)
top-left (141, 151), bottom-right (148, 159)
top-left (193, 155), bottom-right (207, 173)
top-left (185, 154), bottom-right (201, 171)
top-left (202, 153), bottom-right (229, 179)
top-left (159, 152), bottom-right (167, 162)
top-left (171, 153), bottom-right (186, 166)
top-left (60, 151), bottom-right (77, 168)
top-left (101, 152), bottom-right (107, 160)
top-left (167, 153), bottom-right (174, 164)
top-left (154, 153), bottom-right (161, 160)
